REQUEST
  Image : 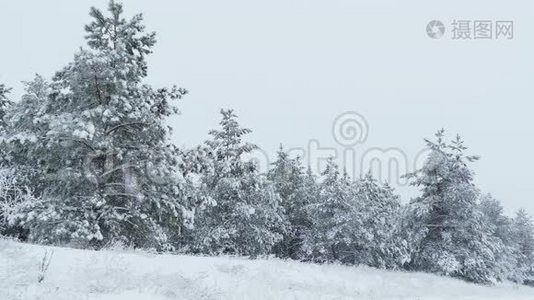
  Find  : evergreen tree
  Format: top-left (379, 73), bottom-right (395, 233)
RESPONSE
top-left (512, 209), bottom-right (534, 282)
top-left (1, 76), bottom-right (50, 184)
top-left (190, 109), bottom-right (286, 256)
top-left (479, 194), bottom-right (513, 247)
top-left (268, 147), bottom-right (312, 259)
top-left (353, 173), bottom-right (408, 269)
top-left (0, 83), bottom-right (11, 168)
top-left (303, 158), bottom-right (362, 264)
top-left (0, 84), bottom-right (11, 130)
top-left (404, 130), bottom-right (501, 283)
top-left (0, 169), bottom-right (34, 238)
top-left (301, 166), bottom-right (320, 209)
top-left (4, 1), bottom-right (191, 250)
top-left (296, 166), bottom-right (320, 258)
top-left (1, 81), bottom-right (43, 239)
top-left (478, 194), bottom-right (520, 281)
top-left (0, 79), bottom-right (47, 239)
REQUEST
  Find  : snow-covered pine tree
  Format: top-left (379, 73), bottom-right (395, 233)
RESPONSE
top-left (353, 173), bottom-right (408, 269)
top-left (303, 158), bottom-right (363, 264)
top-left (302, 166), bottom-right (320, 209)
top-left (478, 194), bottom-right (520, 281)
top-left (268, 147), bottom-right (312, 259)
top-left (0, 168), bottom-right (35, 238)
top-left (404, 130), bottom-right (502, 283)
top-left (170, 145), bottom-right (218, 250)
top-left (0, 84), bottom-right (29, 238)
top-left (1, 76), bottom-right (50, 190)
top-left (0, 82), bottom-right (13, 170)
top-left (0, 84), bottom-right (11, 131)
top-left (0, 169), bottom-right (16, 235)
top-left (295, 165), bottom-right (320, 260)
top-left (190, 109), bottom-right (286, 257)
top-left (0, 82), bottom-right (11, 167)
top-left (4, 1), bottom-right (192, 250)
top-left (512, 209), bottom-right (534, 283)
top-left (1, 78), bottom-right (53, 240)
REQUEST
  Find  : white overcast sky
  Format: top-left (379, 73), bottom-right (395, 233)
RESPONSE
top-left (1, 0), bottom-right (533, 216)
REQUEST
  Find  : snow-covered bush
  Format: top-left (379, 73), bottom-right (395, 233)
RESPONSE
top-left (302, 160), bottom-right (407, 268)
top-left (0, 169), bottom-right (34, 238)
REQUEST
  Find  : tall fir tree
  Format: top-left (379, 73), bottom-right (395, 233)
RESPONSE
top-left (404, 130), bottom-right (501, 283)
top-left (3, 1), bottom-right (192, 250)
top-left (189, 109), bottom-right (286, 256)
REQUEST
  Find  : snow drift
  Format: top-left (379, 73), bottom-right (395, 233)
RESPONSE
top-left (1, 239), bottom-right (533, 300)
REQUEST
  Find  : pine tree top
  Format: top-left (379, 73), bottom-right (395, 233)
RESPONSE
top-left (84, 0), bottom-right (157, 77)
top-left (207, 109), bottom-right (257, 158)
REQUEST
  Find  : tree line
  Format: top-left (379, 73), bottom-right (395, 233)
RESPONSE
top-left (0, 1), bottom-right (533, 285)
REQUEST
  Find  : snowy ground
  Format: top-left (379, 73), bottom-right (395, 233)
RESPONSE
top-left (1, 239), bottom-right (533, 300)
